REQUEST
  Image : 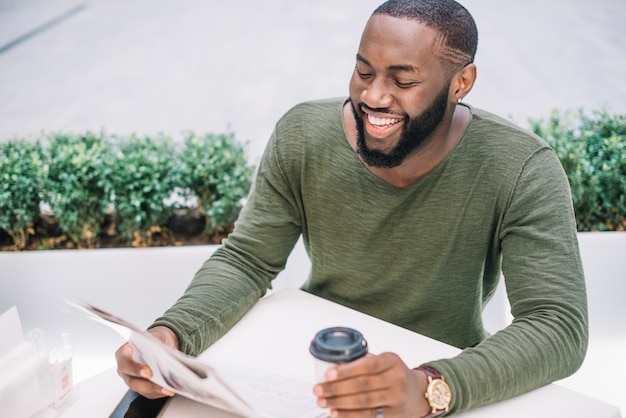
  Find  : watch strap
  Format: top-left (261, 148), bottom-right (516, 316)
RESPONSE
top-left (416, 366), bottom-right (450, 418)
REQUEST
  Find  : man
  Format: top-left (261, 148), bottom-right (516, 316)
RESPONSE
top-left (117, 0), bottom-right (588, 416)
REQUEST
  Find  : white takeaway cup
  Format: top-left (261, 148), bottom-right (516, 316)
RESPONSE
top-left (309, 327), bottom-right (368, 382)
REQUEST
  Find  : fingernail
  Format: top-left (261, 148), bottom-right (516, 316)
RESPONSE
top-left (162, 388), bottom-right (175, 397)
top-left (140, 368), bottom-right (151, 379)
top-left (313, 385), bottom-right (323, 397)
top-left (325, 368), bottom-right (338, 381)
top-left (317, 398), bottom-right (327, 408)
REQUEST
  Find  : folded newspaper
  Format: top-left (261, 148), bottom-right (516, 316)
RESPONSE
top-left (67, 300), bottom-right (326, 418)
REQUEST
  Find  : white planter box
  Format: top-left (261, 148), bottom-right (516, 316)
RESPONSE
top-left (556, 232), bottom-right (626, 414)
top-left (0, 239), bottom-right (311, 383)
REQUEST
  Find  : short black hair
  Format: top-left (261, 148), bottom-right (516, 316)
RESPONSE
top-left (373, 0), bottom-right (478, 71)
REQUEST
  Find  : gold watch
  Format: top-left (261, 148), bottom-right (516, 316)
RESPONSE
top-left (417, 366), bottom-right (451, 417)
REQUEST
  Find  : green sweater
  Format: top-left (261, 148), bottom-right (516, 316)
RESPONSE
top-left (153, 98), bottom-right (588, 414)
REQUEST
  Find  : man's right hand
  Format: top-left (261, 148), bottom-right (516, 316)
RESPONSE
top-left (115, 325), bottom-right (180, 399)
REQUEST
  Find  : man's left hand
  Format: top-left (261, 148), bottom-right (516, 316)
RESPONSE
top-left (313, 352), bottom-right (431, 417)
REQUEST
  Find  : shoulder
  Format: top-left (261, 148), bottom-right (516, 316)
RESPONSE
top-left (276, 97), bottom-right (346, 133)
top-left (260, 98), bottom-right (349, 181)
top-left (270, 97), bottom-right (347, 158)
top-left (460, 105), bottom-right (558, 171)
top-left (466, 106), bottom-right (550, 152)
top-left (452, 105), bottom-right (565, 194)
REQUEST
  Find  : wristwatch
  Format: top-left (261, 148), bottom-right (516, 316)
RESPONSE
top-left (416, 366), bottom-right (452, 417)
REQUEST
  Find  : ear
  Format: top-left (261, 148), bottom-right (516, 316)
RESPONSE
top-left (450, 63), bottom-right (477, 102)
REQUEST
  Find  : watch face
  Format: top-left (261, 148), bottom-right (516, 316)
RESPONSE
top-left (428, 379), bottom-right (451, 410)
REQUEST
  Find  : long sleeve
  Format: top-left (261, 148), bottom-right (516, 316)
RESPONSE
top-left (425, 148), bottom-right (588, 414)
top-left (150, 127), bottom-right (304, 356)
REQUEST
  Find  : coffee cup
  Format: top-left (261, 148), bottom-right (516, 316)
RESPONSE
top-left (309, 327), bottom-right (368, 382)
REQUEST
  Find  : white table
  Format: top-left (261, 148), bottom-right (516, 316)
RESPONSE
top-left (65, 288), bottom-right (622, 417)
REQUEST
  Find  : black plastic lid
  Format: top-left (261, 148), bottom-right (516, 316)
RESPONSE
top-left (309, 327), bottom-right (368, 363)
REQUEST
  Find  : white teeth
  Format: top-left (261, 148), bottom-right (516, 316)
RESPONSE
top-left (368, 115), bottom-right (401, 126)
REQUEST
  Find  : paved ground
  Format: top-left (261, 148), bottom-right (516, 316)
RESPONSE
top-left (1, 0), bottom-right (625, 414)
top-left (1, 0), bottom-right (625, 162)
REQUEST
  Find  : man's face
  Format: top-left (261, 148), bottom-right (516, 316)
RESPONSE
top-left (349, 14), bottom-right (453, 168)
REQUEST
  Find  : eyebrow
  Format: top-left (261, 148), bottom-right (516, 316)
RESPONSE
top-left (356, 53), bottom-right (419, 73)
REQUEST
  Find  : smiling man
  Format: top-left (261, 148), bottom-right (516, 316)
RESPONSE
top-left (116, 1), bottom-right (588, 417)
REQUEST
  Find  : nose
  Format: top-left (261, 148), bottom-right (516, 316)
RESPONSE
top-left (360, 77), bottom-right (393, 110)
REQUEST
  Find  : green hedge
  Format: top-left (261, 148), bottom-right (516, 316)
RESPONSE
top-left (0, 140), bottom-right (44, 249)
top-left (531, 108), bottom-right (626, 232)
top-left (1, 108), bottom-right (624, 249)
top-left (178, 132), bottom-right (252, 232)
top-left (44, 131), bottom-right (113, 247)
top-left (0, 131), bottom-right (254, 249)
top-left (110, 134), bottom-right (178, 246)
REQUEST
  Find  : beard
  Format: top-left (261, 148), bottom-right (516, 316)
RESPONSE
top-left (351, 82), bottom-right (451, 168)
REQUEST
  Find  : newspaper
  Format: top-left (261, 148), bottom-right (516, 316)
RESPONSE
top-left (67, 300), bottom-right (326, 418)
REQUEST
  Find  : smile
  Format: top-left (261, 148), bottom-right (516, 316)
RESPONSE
top-left (367, 115), bottom-right (403, 127)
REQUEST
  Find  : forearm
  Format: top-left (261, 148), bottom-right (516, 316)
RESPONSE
top-left (150, 234), bottom-right (286, 356)
top-left (150, 133), bottom-right (304, 356)
top-left (426, 307), bottom-right (587, 414)
top-left (150, 207), bottom-right (301, 356)
top-left (150, 259), bottom-right (263, 355)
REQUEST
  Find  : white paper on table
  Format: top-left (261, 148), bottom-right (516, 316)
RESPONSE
top-left (159, 361), bottom-right (328, 418)
top-left (214, 363), bottom-right (327, 418)
top-left (66, 300), bottom-right (327, 418)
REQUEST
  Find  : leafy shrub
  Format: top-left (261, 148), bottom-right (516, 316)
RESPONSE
top-left (110, 134), bottom-right (178, 245)
top-left (0, 139), bottom-right (44, 249)
top-left (1, 129), bottom-right (254, 250)
top-left (531, 108), bottom-right (626, 231)
top-left (42, 131), bottom-right (113, 247)
top-left (177, 132), bottom-right (254, 232)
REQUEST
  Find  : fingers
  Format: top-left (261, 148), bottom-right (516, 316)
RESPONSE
top-left (330, 353), bottom-right (397, 382)
top-left (314, 376), bottom-right (389, 413)
top-left (314, 353), bottom-right (395, 409)
top-left (313, 353), bottom-right (421, 417)
top-left (114, 326), bottom-right (180, 399)
top-left (319, 408), bottom-right (386, 418)
top-left (115, 342), bottom-right (175, 399)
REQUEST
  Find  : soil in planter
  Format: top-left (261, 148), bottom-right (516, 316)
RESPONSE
top-left (0, 212), bottom-right (232, 251)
